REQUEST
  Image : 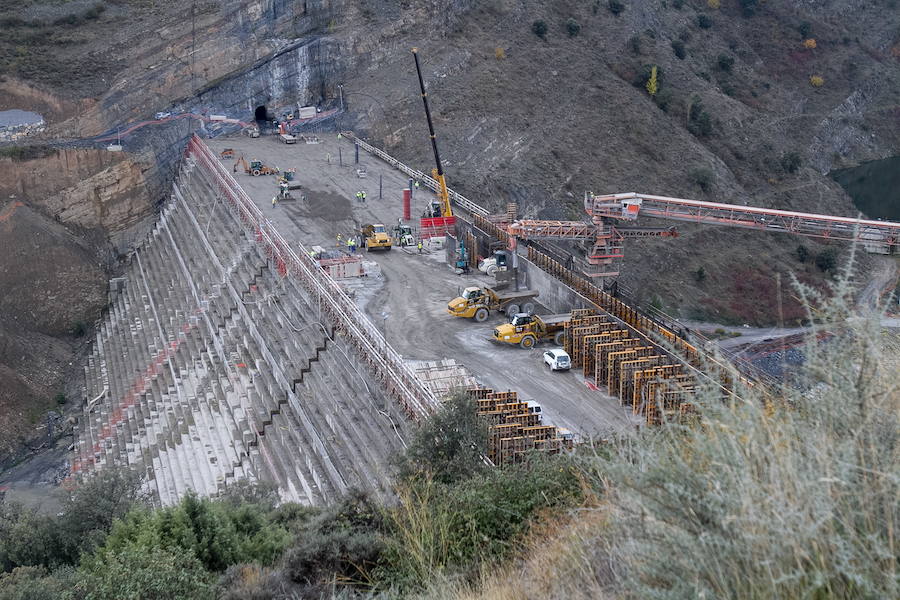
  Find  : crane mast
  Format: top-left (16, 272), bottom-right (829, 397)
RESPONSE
top-left (412, 48), bottom-right (452, 218)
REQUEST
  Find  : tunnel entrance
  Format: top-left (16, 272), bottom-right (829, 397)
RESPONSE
top-left (254, 105), bottom-right (268, 123)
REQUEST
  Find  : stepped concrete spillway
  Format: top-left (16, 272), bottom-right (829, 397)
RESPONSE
top-left (71, 138), bottom-right (425, 506)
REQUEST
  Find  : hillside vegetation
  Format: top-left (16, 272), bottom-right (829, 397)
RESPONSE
top-left (2, 266), bottom-right (896, 599)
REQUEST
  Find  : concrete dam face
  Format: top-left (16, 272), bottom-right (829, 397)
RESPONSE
top-left (71, 139), bottom-right (417, 506)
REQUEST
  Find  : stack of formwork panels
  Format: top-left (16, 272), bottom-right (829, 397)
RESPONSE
top-left (565, 311), bottom-right (696, 425)
top-left (470, 389), bottom-right (574, 464)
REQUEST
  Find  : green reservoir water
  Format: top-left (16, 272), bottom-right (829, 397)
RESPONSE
top-left (830, 155), bottom-right (900, 221)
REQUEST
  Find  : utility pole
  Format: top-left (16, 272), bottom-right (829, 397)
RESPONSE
top-left (338, 84), bottom-right (344, 111)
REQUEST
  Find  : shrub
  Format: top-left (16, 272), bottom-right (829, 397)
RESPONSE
top-left (802, 38), bottom-right (817, 49)
top-left (797, 21), bottom-right (812, 38)
top-left (672, 39), bottom-right (686, 59)
top-left (595, 267), bottom-right (900, 598)
top-left (687, 97), bottom-right (713, 136)
top-left (673, 0), bottom-right (684, 8)
top-left (707, 0), bottom-right (720, 8)
top-left (781, 151), bottom-right (802, 173)
top-left (689, 167), bottom-right (714, 191)
top-left (71, 321), bottom-right (87, 336)
top-left (0, 468), bottom-right (145, 571)
top-left (654, 87), bottom-right (674, 112)
top-left (566, 18), bottom-right (581, 37)
top-left (717, 53), bottom-right (735, 72)
top-left (54, 393), bottom-right (66, 406)
top-left (608, 0), bottom-right (625, 15)
top-left (697, 14), bottom-right (712, 29)
top-left (815, 247), bottom-right (838, 272)
top-left (629, 34), bottom-right (642, 54)
top-left (0, 145), bottom-right (56, 161)
top-left (218, 564), bottom-right (284, 600)
top-left (101, 492), bottom-right (292, 572)
top-left (740, 0), bottom-right (758, 16)
top-left (494, 46), bottom-right (506, 60)
top-left (75, 544), bottom-right (214, 600)
top-left (531, 20), bottom-right (547, 38)
top-left (0, 566), bottom-right (75, 600)
top-left (283, 491), bottom-right (384, 588)
top-left (394, 391), bottom-right (489, 485)
top-left (796, 244), bottom-right (809, 263)
top-left (694, 266), bottom-right (707, 282)
top-left (379, 455), bottom-right (584, 589)
top-left (809, 75), bottom-right (825, 87)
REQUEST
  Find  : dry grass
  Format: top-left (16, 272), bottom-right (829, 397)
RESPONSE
top-left (427, 259), bottom-right (898, 600)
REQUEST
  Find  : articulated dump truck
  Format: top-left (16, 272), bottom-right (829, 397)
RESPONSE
top-left (492, 313), bottom-right (569, 349)
top-left (447, 286), bottom-right (539, 322)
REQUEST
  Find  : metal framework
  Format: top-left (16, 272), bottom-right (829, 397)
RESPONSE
top-left (188, 136), bottom-right (438, 422)
top-left (588, 192), bottom-right (900, 253)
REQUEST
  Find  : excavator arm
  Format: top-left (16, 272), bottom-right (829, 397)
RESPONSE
top-left (412, 48), bottom-right (452, 219)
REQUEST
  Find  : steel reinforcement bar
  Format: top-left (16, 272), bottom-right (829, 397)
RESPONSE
top-left (187, 135), bottom-right (438, 421)
top-left (341, 131), bottom-right (489, 217)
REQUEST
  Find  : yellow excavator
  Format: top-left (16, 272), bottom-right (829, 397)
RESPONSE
top-left (412, 48), bottom-right (452, 219)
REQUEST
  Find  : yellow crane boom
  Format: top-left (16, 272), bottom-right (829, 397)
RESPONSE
top-left (412, 48), bottom-right (452, 219)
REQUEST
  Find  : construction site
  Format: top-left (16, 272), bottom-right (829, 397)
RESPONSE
top-left (64, 93), bottom-right (900, 505)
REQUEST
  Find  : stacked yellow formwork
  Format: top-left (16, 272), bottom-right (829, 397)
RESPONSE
top-left (564, 311), bottom-right (696, 425)
top-left (469, 388), bottom-right (574, 464)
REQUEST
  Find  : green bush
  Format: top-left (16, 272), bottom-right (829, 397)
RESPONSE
top-left (101, 493), bottom-right (292, 572)
top-left (815, 247), bottom-right (839, 272)
top-left (0, 566), bottom-right (75, 600)
top-left (672, 0), bottom-right (684, 8)
top-left (687, 97), bottom-right (713, 137)
top-left (689, 168), bottom-right (714, 192)
top-left (566, 18), bottom-right (581, 37)
top-left (781, 151), bottom-right (802, 173)
top-left (629, 35), bottom-right (642, 54)
top-left (694, 266), bottom-right (707, 282)
top-left (75, 544), bottom-right (214, 600)
top-left (740, 0), bottom-right (758, 16)
top-left (393, 391), bottom-right (489, 485)
top-left (717, 53), bottom-right (735, 72)
top-left (0, 468), bottom-right (145, 572)
top-left (71, 321), bottom-right (87, 337)
top-left (282, 490), bottom-right (384, 588)
top-left (796, 244), bottom-right (810, 263)
top-left (531, 20), bottom-right (547, 38)
top-left (654, 87), bottom-right (674, 112)
top-left (0, 145), bottom-right (56, 161)
top-left (671, 39), bottom-right (686, 59)
top-left (608, 0), bottom-right (625, 15)
top-left (797, 21), bottom-right (812, 38)
top-left (697, 13), bottom-right (712, 29)
top-left (378, 455), bottom-right (584, 590)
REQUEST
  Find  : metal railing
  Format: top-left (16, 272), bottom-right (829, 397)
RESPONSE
top-left (341, 132), bottom-right (489, 217)
top-left (187, 135), bottom-right (438, 422)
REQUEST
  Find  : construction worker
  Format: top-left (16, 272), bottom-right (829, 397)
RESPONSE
top-left (271, 195), bottom-right (278, 207)
top-left (361, 191), bottom-right (366, 203)
top-left (355, 191), bottom-right (362, 203)
top-left (348, 237), bottom-right (356, 253)
top-left (336, 233), bottom-right (343, 247)
top-left (280, 181), bottom-right (289, 198)
top-left (417, 239), bottom-right (423, 254)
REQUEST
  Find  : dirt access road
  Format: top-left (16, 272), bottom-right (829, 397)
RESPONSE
top-left (207, 134), bottom-right (640, 438)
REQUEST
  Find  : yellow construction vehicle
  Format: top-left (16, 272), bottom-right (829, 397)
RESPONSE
top-left (492, 313), bottom-right (569, 349)
top-left (233, 156), bottom-right (278, 176)
top-left (412, 48), bottom-right (452, 219)
top-left (362, 223), bottom-right (392, 251)
top-left (447, 286), bottom-right (538, 322)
